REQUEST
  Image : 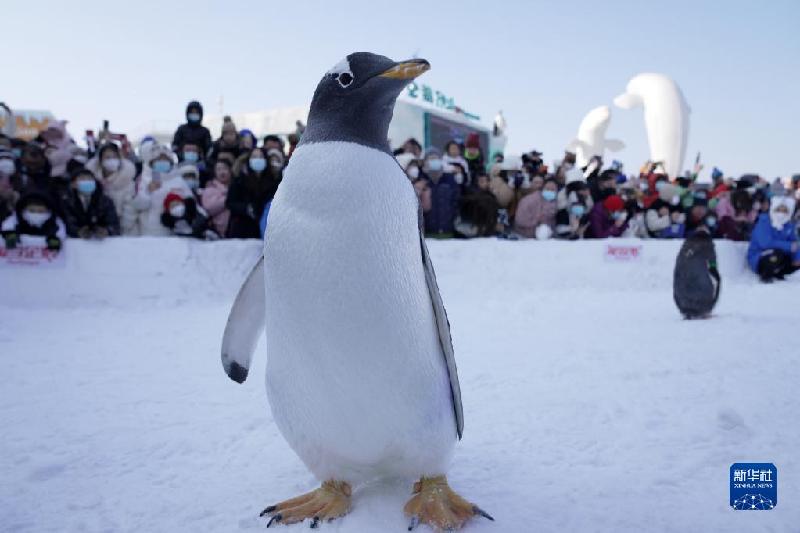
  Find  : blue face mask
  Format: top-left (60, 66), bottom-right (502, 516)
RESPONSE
top-left (542, 190), bottom-right (557, 201)
top-left (705, 216), bottom-right (717, 227)
top-left (77, 179), bottom-right (96, 195)
top-left (249, 158), bottom-right (267, 172)
top-left (187, 112), bottom-right (201, 123)
top-left (183, 151), bottom-right (199, 163)
top-left (427, 159), bottom-right (443, 172)
top-left (570, 204), bottom-right (585, 217)
top-left (12, 148), bottom-right (22, 158)
top-left (152, 160), bottom-right (172, 174)
top-left (655, 181), bottom-right (667, 191)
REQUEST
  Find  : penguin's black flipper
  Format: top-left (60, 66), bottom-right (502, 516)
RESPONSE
top-left (418, 204), bottom-right (464, 439)
top-left (221, 253), bottom-right (266, 383)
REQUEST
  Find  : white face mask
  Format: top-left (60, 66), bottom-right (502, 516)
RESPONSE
top-left (0, 159), bottom-right (14, 175)
top-left (102, 158), bottom-right (121, 172)
top-left (169, 204), bottom-right (186, 218)
top-left (771, 211), bottom-right (790, 229)
top-left (407, 166), bottom-right (420, 179)
top-left (23, 210), bottom-right (50, 227)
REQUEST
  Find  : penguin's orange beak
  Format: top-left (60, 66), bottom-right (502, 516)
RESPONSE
top-left (379, 59), bottom-right (430, 80)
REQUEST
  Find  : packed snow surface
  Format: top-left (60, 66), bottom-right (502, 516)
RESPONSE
top-left (1, 237), bottom-right (798, 532)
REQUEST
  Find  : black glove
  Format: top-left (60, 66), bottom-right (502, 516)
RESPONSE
top-left (4, 232), bottom-right (19, 249)
top-left (46, 236), bottom-right (62, 252)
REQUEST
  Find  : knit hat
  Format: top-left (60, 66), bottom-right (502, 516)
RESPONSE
top-left (602, 195), bottom-right (625, 212)
top-left (176, 162), bottom-right (199, 178)
top-left (711, 167), bottom-right (724, 181)
top-left (221, 116), bottom-right (237, 135)
top-left (149, 144), bottom-right (177, 164)
top-left (424, 147), bottom-right (442, 159)
top-left (163, 192), bottom-right (184, 211)
top-left (465, 132), bottom-right (480, 149)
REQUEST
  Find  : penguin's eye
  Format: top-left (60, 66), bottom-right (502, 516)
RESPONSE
top-left (337, 72), bottom-right (354, 88)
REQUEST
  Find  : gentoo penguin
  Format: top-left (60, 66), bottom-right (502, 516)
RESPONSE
top-left (673, 229), bottom-right (720, 319)
top-left (220, 52), bottom-right (492, 531)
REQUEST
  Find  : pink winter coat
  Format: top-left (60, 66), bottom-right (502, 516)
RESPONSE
top-left (514, 191), bottom-right (557, 237)
top-left (201, 179), bottom-right (230, 236)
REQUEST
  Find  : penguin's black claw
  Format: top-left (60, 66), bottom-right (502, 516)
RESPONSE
top-left (310, 516), bottom-right (320, 528)
top-left (408, 515), bottom-right (420, 530)
top-left (473, 506), bottom-right (495, 521)
top-left (260, 505), bottom-right (277, 517)
top-left (266, 513), bottom-right (282, 527)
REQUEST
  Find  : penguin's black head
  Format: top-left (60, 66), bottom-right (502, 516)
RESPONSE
top-left (300, 52), bottom-right (430, 154)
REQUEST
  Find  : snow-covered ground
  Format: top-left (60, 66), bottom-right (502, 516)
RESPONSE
top-left (1, 237), bottom-right (798, 532)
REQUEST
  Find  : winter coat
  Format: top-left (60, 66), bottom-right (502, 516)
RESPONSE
top-left (656, 221), bottom-right (686, 239)
top-left (514, 191), bottom-right (557, 238)
top-left (442, 155), bottom-right (469, 186)
top-left (209, 139), bottom-right (242, 164)
top-left (160, 197), bottom-right (216, 240)
top-left (555, 208), bottom-right (589, 240)
top-left (458, 187), bottom-right (499, 237)
top-left (747, 213), bottom-right (799, 272)
top-left (131, 173), bottom-right (193, 236)
top-left (172, 102), bottom-right (212, 155)
top-left (645, 199), bottom-right (672, 236)
top-left (585, 203), bottom-right (627, 239)
top-left (85, 156), bottom-right (137, 234)
top-left (673, 231), bottom-right (720, 319)
top-left (62, 186), bottom-right (120, 237)
top-left (226, 168), bottom-right (282, 239)
top-left (0, 187), bottom-right (18, 225)
top-left (1, 191), bottom-right (67, 245)
top-left (200, 179), bottom-right (230, 237)
top-left (423, 172), bottom-right (460, 235)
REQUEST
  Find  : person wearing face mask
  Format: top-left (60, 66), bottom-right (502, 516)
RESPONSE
top-left (1, 191), bottom-right (66, 250)
top-left (85, 143), bottom-right (136, 234)
top-left (555, 185), bottom-right (590, 240)
top-left (419, 147), bottom-right (460, 237)
top-left (586, 194), bottom-right (629, 239)
top-left (226, 148), bottom-right (281, 239)
top-left (172, 101), bottom-right (212, 157)
top-left (514, 178), bottom-right (559, 238)
top-left (179, 142), bottom-right (212, 187)
top-left (747, 196), bottom-right (800, 282)
top-left (160, 192), bottom-right (218, 240)
top-left (442, 140), bottom-right (470, 188)
top-left (201, 160), bottom-right (233, 237)
top-left (404, 160), bottom-right (422, 181)
top-left (131, 145), bottom-right (192, 236)
top-left (62, 168), bottom-right (120, 239)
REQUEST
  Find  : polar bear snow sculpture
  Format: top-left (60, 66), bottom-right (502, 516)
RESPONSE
top-left (614, 73), bottom-right (690, 178)
top-left (567, 105), bottom-right (624, 169)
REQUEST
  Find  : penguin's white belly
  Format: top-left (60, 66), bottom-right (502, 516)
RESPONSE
top-left (263, 142), bottom-right (456, 483)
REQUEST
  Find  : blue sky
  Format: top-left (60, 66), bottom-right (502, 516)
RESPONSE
top-left (4, 0), bottom-right (798, 178)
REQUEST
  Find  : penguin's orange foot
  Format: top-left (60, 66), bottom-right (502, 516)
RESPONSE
top-left (404, 476), bottom-right (493, 531)
top-left (260, 480), bottom-right (352, 528)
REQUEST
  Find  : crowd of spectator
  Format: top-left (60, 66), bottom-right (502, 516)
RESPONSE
top-left (1, 100), bottom-right (798, 282)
